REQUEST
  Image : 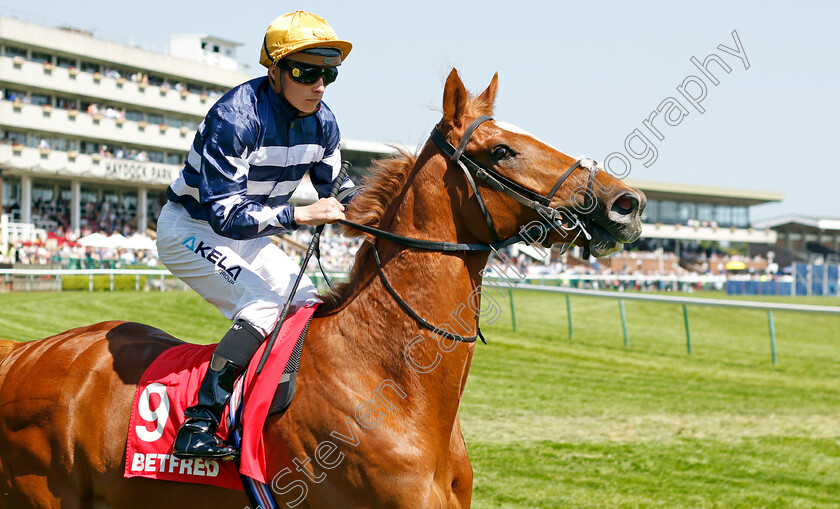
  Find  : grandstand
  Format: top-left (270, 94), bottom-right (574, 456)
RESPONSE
top-left (0, 15), bottom-right (788, 277)
top-left (753, 215), bottom-right (840, 266)
top-left (0, 15), bottom-right (251, 239)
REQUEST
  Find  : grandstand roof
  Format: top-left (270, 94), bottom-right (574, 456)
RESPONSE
top-left (624, 179), bottom-right (784, 206)
top-left (752, 215), bottom-right (840, 232)
top-left (0, 16), bottom-right (250, 86)
top-left (340, 139), bottom-right (413, 156)
top-left (172, 34), bottom-right (243, 47)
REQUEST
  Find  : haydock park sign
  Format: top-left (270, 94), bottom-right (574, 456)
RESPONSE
top-left (103, 159), bottom-right (177, 186)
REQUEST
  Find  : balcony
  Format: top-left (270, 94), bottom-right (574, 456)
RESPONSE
top-left (641, 222), bottom-right (777, 244)
top-left (0, 101), bottom-right (193, 153)
top-left (0, 56), bottom-right (218, 118)
top-left (0, 143), bottom-right (178, 186)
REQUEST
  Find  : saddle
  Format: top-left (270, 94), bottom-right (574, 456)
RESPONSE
top-left (124, 304), bottom-right (316, 489)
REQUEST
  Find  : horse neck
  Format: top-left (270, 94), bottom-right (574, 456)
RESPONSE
top-left (339, 149), bottom-right (491, 424)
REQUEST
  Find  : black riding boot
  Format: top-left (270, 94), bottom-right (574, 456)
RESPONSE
top-left (173, 355), bottom-right (244, 460)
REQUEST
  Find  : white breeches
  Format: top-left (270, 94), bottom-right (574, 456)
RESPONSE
top-left (156, 202), bottom-right (319, 337)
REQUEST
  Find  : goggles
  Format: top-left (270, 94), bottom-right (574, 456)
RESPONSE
top-left (279, 61), bottom-right (339, 85)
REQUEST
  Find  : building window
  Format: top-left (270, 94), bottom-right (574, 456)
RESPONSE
top-left (30, 51), bottom-right (52, 64)
top-left (30, 93), bottom-right (51, 106)
top-left (4, 130), bottom-right (27, 145)
top-left (56, 97), bottom-right (78, 110)
top-left (213, 45), bottom-right (220, 53)
top-left (659, 200), bottom-right (678, 223)
top-left (166, 153), bottom-right (184, 165)
top-left (33, 186), bottom-right (55, 203)
top-left (642, 199), bottom-right (658, 223)
top-left (731, 206), bottom-right (749, 228)
top-left (147, 150), bottom-right (164, 163)
top-left (80, 61), bottom-right (100, 73)
top-left (56, 56), bottom-right (76, 69)
top-left (165, 117), bottom-right (183, 128)
top-left (3, 88), bottom-right (26, 101)
top-left (80, 189), bottom-right (98, 203)
top-left (678, 202), bottom-right (696, 224)
top-left (4, 45), bottom-right (27, 58)
top-left (2, 180), bottom-right (17, 210)
top-left (715, 205), bottom-right (732, 227)
top-left (125, 110), bottom-right (143, 122)
top-left (146, 113), bottom-right (164, 125)
top-left (80, 141), bottom-right (98, 155)
top-left (697, 203), bottom-right (714, 224)
top-left (25, 134), bottom-right (40, 148)
top-left (52, 137), bottom-right (68, 151)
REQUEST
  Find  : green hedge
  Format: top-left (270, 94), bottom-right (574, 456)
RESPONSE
top-left (61, 274), bottom-right (150, 291)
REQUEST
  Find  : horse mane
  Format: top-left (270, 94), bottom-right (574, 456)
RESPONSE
top-left (320, 148), bottom-right (417, 309)
top-left (320, 78), bottom-right (493, 311)
top-left (344, 148), bottom-right (418, 235)
top-left (0, 339), bottom-right (23, 364)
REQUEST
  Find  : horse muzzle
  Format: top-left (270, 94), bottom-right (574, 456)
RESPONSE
top-left (586, 189), bottom-right (646, 257)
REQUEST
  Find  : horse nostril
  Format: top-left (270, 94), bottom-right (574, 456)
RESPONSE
top-left (611, 194), bottom-right (637, 216)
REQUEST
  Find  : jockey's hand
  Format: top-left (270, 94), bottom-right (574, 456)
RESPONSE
top-left (294, 197), bottom-right (346, 226)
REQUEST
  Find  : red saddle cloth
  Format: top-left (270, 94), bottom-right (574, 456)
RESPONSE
top-left (124, 304), bottom-right (317, 489)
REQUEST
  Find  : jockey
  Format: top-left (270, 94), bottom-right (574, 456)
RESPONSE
top-left (155, 11), bottom-right (354, 460)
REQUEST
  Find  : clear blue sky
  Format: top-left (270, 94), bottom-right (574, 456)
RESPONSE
top-left (4, 0), bottom-right (838, 220)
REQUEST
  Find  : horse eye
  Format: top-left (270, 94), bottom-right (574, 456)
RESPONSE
top-left (492, 145), bottom-right (514, 160)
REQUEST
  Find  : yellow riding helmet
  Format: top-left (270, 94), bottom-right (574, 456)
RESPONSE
top-left (260, 11), bottom-right (353, 68)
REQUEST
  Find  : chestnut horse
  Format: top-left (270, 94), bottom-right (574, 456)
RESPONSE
top-left (0, 69), bottom-right (644, 508)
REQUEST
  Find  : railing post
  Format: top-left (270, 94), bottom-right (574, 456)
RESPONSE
top-left (619, 299), bottom-right (629, 348)
top-left (683, 304), bottom-right (691, 355)
top-left (508, 288), bottom-right (517, 331)
top-left (135, 274), bottom-right (140, 291)
top-left (768, 310), bottom-right (777, 365)
top-left (88, 274), bottom-right (93, 292)
top-left (566, 294), bottom-right (573, 341)
top-left (109, 274), bottom-right (114, 292)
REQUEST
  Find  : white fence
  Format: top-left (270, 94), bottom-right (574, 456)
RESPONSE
top-left (1, 268), bottom-right (837, 365)
top-left (0, 268), bottom-right (736, 293)
top-left (0, 214), bottom-right (47, 257)
top-left (509, 284), bottom-right (840, 365)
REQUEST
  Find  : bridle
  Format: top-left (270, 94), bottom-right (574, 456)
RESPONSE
top-left (336, 115), bottom-right (599, 343)
top-left (431, 115), bottom-right (597, 251)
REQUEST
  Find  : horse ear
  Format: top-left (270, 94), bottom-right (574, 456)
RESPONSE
top-left (442, 68), bottom-right (469, 127)
top-left (475, 72), bottom-right (498, 115)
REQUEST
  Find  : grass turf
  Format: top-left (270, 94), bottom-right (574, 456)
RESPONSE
top-left (0, 289), bottom-right (838, 508)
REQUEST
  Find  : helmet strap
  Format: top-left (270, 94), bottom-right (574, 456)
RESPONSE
top-left (263, 36), bottom-right (280, 67)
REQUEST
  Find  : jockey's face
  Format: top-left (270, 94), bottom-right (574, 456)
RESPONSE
top-left (268, 64), bottom-right (326, 115)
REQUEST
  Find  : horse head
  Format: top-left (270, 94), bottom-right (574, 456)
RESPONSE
top-left (437, 69), bottom-right (645, 257)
